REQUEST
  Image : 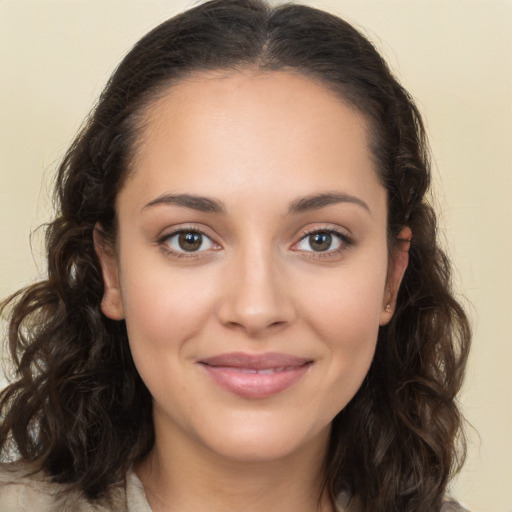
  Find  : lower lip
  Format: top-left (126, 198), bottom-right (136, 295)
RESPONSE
top-left (200, 363), bottom-right (312, 399)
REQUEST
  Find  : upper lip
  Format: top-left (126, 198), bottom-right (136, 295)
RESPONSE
top-left (198, 352), bottom-right (313, 370)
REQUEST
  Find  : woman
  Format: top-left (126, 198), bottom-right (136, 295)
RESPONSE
top-left (0, 0), bottom-right (471, 511)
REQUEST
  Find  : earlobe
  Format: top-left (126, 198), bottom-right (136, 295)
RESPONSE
top-left (93, 225), bottom-right (125, 320)
top-left (380, 227), bottom-right (411, 325)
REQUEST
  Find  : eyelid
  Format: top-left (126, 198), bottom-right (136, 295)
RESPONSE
top-left (156, 225), bottom-right (221, 256)
top-left (291, 226), bottom-right (354, 257)
top-left (155, 223), bottom-right (353, 259)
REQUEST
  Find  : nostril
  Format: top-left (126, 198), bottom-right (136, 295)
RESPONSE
top-left (219, 312), bottom-right (293, 337)
top-left (215, 265), bottom-right (297, 334)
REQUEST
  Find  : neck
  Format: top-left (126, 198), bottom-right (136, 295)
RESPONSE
top-left (136, 422), bottom-right (334, 512)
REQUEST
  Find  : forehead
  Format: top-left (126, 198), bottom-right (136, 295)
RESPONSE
top-left (134, 68), bottom-right (371, 160)
top-left (121, 69), bottom-right (384, 215)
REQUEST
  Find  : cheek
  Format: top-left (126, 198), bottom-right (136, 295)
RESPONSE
top-left (295, 256), bottom-right (387, 404)
top-left (118, 259), bottom-right (218, 373)
top-left (301, 258), bottom-right (387, 346)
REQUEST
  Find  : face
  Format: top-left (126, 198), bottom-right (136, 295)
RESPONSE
top-left (96, 70), bottom-right (408, 464)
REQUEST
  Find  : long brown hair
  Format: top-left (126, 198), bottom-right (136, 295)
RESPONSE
top-left (0, 1), bottom-right (470, 510)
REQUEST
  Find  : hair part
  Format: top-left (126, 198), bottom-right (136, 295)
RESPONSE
top-left (1, 1), bottom-right (470, 510)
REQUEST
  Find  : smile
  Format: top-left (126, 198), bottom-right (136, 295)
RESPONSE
top-left (198, 352), bottom-right (313, 399)
top-left (229, 366), bottom-right (297, 374)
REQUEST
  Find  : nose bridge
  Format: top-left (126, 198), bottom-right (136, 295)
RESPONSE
top-left (218, 239), bottom-right (294, 335)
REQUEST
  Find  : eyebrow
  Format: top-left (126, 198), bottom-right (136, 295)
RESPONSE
top-left (142, 191), bottom-right (371, 216)
top-left (142, 193), bottom-right (226, 213)
top-left (287, 192), bottom-right (371, 215)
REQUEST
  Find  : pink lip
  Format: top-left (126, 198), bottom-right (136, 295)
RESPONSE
top-left (198, 352), bottom-right (313, 399)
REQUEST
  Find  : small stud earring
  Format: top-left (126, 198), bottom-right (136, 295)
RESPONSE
top-left (385, 304), bottom-right (392, 313)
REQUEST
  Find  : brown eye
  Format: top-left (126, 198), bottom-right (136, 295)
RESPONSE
top-left (308, 232), bottom-right (333, 252)
top-left (178, 231), bottom-right (203, 252)
top-left (295, 230), bottom-right (345, 253)
top-left (163, 230), bottom-right (217, 253)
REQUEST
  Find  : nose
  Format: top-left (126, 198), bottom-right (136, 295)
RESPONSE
top-left (216, 246), bottom-right (297, 337)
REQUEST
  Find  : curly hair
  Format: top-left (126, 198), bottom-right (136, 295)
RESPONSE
top-left (0, 1), bottom-right (470, 510)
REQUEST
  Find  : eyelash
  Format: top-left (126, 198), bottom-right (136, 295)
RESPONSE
top-left (157, 226), bottom-right (219, 259)
top-left (156, 226), bottom-right (353, 260)
top-left (293, 227), bottom-right (353, 259)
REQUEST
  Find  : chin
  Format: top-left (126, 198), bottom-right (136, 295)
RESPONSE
top-left (196, 416), bottom-right (331, 464)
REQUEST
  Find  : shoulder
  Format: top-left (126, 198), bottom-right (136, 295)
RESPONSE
top-left (442, 497), bottom-right (471, 511)
top-left (0, 462), bottom-right (125, 512)
top-left (336, 492), bottom-right (471, 512)
top-left (0, 462), bottom-right (92, 512)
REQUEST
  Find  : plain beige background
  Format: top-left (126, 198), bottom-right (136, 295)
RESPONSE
top-left (1, 1), bottom-right (511, 510)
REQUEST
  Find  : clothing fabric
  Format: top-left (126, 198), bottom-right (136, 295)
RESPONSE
top-left (0, 463), bottom-right (469, 512)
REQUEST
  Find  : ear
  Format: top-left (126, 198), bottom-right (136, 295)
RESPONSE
top-left (93, 224), bottom-right (125, 320)
top-left (379, 227), bottom-right (411, 326)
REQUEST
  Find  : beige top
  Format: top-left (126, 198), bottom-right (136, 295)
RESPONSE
top-left (0, 463), bottom-right (468, 512)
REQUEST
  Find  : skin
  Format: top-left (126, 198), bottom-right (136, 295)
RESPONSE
top-left (95, 69), bottom-right (409, 512)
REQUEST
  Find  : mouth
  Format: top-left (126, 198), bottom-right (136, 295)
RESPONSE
top-left (197, 352), bottom-right (314, 399)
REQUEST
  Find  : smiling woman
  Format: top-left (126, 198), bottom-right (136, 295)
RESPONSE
top-left (97, 70), bottom-right (404, 476)
top-left (0, 1), bottom-right (470, 512)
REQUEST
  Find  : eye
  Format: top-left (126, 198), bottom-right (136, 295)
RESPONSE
top-left (163, 230), bottom-right (217, 253)
top-left (295, 230), bottom-right (347, 253)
